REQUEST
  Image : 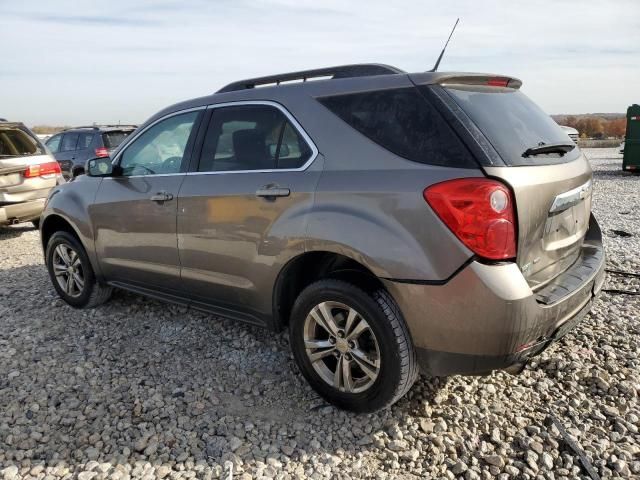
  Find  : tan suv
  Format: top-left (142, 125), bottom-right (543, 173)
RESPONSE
top-left (40, 65), bottom-right (605, 412)
top-left (0, 122), bottom-right (63, 228)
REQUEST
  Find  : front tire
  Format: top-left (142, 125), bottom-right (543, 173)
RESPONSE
top-left (289, 279), bottom-right (418, 412)
top-left (45, 231), bottom-right (112, 308)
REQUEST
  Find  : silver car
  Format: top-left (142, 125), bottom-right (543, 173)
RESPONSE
top-left (40, 65), bottom-right (605, 412)
top-left (0, 122), bottom-right (63, 228)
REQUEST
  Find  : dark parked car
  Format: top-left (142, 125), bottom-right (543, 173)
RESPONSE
top-left (45, 125), bottom-right (136, 179)
top-left (40, 64), bottom-right (605, 412)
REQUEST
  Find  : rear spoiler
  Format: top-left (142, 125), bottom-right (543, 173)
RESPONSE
top-left (410, 72), bottom-right (522, 89)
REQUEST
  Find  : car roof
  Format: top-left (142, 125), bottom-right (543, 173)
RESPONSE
top-left (148, 63), bottom-right (522, 126)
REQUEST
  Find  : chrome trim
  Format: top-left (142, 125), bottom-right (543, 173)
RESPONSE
top-left (104, 173), bottom-right (186, 180)
top-left (549, 179), bottom-right (592, 214)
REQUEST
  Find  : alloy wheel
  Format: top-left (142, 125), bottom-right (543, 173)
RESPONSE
top-left (52, 243), bottom-right (84, 298)
top-left (303, 301), bottom-right (381, 394)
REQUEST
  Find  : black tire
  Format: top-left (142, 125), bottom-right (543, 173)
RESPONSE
top-left (289, 279), bottom-right (418, 412)
top-left (45, 231), bottom-right (112, 308)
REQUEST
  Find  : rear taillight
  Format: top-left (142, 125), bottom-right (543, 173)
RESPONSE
top-left (24, 161), bottom-right (61, 178)
top-left (95, 147), bottom-right (109, 158)
top-left (424, 178), bottom-right (516, 260)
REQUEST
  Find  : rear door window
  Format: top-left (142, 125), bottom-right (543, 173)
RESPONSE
top-left (318, 87), bottom-right (476, 168)
top-left (444, 87), bottom-right (580, 166)
top-left (198, 104), bottom-right (312, 172)
top-left (61, 132), bottom-right (79, 152)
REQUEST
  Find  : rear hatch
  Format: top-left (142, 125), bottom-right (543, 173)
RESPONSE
top-left (432, 78), bottom-right (592, 288)
top-left (0, 124), bottom-right (57, 201)
top-left (102, 129), bottom-right (134, 155)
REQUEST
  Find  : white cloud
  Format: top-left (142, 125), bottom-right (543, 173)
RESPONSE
top-left (1, 0), bottom-right (639, 124)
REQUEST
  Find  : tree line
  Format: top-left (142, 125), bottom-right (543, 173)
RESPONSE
top-left (556, 116), bottom-right (627, 139)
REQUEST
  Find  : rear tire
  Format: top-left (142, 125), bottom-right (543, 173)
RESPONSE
top-left (289, 279), bottom-right (418, 412)
top-left (45, 231), bottom-right (112, 308)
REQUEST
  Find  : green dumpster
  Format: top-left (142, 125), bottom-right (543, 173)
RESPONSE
top-left (622, 104), bottom-right (640, 173)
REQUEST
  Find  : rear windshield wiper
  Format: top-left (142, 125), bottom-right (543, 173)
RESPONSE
top-left (522, 142), bottom-right (575, 157)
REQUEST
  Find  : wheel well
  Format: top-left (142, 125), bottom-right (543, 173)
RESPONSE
top-left (272, 252), bottom-right (384, 331)
top-left (41, 215), bottom-right (80, 251)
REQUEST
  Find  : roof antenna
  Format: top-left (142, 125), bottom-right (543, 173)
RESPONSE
top-left (430, 18), bottom-right (460, 72)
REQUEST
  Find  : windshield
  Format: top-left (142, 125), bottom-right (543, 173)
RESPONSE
top-left (102, 130), bottom-right (133, 149)
top-left (445, 87), bottom-right (579, 166)
top-left (0, 126), bottom-right (46, 158)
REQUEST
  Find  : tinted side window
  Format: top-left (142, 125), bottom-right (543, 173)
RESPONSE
top-left (46, 134), bottom-right (62, 153)
top-left (198, 105), bottom-right (312, 172)
top-left (61, 133), bottom-right (79, 152)
top-left (318, 87), bottom-right (476, 168)
top-left (119, 111), bottom-right (199, 177)
top-left (77, 132), bottom-right (94, 150)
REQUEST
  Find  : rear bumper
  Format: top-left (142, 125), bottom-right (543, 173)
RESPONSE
top-left (0, 198), bottom-right (45, 225)
top-left (383, 214), bottom-right (605, 376)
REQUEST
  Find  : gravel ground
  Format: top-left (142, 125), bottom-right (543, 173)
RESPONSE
top-left (0, 148), bottom-right (638, 480)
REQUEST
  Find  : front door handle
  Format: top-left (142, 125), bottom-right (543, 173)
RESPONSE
top-left (255, 186), bottom-right (290, 198)
top-left (150, 191), bottom-right (174, 202)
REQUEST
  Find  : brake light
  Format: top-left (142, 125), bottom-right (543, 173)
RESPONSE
top-left (424, 178), bottom-right (516, 260)
top-left (487, 77), bottom-right (510, 87)
top-left (95, 147), bottom-right (109, 158)
top-left (24, 161), bottom-right (61, 178)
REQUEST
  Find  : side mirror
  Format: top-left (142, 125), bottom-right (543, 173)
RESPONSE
top-left (86, 157), bottom-right (119, 177)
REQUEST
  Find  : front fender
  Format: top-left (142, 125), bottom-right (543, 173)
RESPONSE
top-left (41, 176), bottom-right (103, 279)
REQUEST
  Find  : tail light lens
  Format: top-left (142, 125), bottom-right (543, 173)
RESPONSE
top-left (424, 178), bottom-right (516, 260)
top-left (24, 161), bottom-right (62, 178)
top-left (95, 147), bottom-right (109, 158)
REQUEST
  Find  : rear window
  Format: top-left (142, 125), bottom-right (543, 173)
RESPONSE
top-left (444, 87), bottom-right (579, 165)
top-left (318, 87), bottom-right (477, 168)
top-left (0, 126), bottom-right (45, 158)
top-left (102, 130), bottom-right (133, 149)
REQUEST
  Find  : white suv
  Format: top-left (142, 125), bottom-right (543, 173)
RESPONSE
top-left (0, 121), bottom-right (64, 227)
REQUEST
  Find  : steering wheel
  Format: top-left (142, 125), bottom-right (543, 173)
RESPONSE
top-left (161, 156), bottom-right (182, 173)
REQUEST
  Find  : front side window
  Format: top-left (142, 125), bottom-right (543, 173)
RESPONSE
top-left (46, 134), bottom-right (62, 153)
top-left (119, 111), bottom-right (199, 176)
top-left (198, 104), bottom-right (312, 172)
top-left (61, 132), bottom-right (79, 152)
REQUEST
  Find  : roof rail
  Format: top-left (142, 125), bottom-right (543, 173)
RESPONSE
top-left (217, 63), bottom-right (404, 93)
top-left (63, 124), bottom-right (137, 131)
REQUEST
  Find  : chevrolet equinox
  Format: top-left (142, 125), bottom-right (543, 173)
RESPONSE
top-left (40, 64), bottom-right (605, 412)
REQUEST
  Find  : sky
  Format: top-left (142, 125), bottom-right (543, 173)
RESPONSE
top-left (1, 0), bottom-right (639, 126)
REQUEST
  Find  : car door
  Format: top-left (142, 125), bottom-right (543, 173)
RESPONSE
top-left (90, 108), bottom-right (204, 294)
top-left (177, 102), bottom-right (321, 322)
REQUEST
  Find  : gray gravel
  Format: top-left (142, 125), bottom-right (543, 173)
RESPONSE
top-left (1, 148), bottom-right (638, 479)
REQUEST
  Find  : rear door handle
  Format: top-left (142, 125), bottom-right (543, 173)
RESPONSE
top-left (150, 191), bottom-right (174, 202)
top-left (255, 186), bottom-right (290, 198)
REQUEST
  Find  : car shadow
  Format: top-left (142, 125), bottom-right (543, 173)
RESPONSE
top-left (0, 263), bottom-right (446, 477)
top-left (0, 223), bottom-right (37, 240)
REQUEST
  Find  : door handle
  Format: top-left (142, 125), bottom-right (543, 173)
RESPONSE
top-left (150, 191), bottom-right (174, 202)
top-left (255, 186), bottom-right (290, 198)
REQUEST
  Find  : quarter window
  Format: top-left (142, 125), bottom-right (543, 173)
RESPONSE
top-left (198, 104), bottom-right (312, 172)
top-left (77, 132), bottom-right (94, 150)
top-left (119, 111), bottom-right (199, 176)
top-left (61, 133), bottom-right (79, 152)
